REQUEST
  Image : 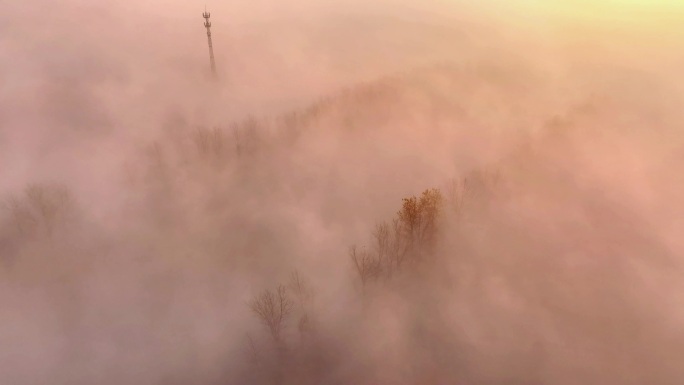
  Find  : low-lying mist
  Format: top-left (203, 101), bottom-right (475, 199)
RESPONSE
top-left (1, 0), bottom-right (684, 384)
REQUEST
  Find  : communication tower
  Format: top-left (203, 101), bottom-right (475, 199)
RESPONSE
top-left (203, 8), bottom-right (217, 77)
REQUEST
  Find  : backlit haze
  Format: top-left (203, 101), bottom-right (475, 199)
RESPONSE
top-left (1, 0), bottom-right (683, 384)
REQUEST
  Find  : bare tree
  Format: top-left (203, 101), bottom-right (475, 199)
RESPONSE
top-left (193, 126), bottom-right (224, 158)
top-left (5, 196), bottom-right (36, 235)
top-left (372, 222), bottom-right (391, 273)
top-left (242, 117), bottom-right (262, 155)
top-left (463, 168), bottom-right (501, 202)
top-left (289, 270), bottom-right (313, 308)
top-left (244, 333), bottom-right (262, 367)
top-left (444, 169), bottom-right (501, 221)
top-left (232, 124), bottom-right (243, 157)
top-left (232, 117), bottom-right (263, 157)
top-left (249, 285), bottom-right (294, 346)
top-left (446, 177), bottom-right (467, 217)
top-left (288, 270), bottom-right (315, 338)
top-left (350, 245), bottom-right (382, 290)
top-left (5, 183), bottom-right (73, 237)
top-left (372, 220), bottom-right (407, 275)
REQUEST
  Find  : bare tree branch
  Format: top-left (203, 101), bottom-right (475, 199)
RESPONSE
top-left (350, 245), bottom-right (381, 289)
top-left (249, 285), bottom-right (294, 345)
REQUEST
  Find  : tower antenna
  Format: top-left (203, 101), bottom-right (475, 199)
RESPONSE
top-left (202, 7), bottom-right (217, 78)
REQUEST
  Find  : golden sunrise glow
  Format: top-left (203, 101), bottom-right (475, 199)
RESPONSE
top-left (447, 0), bottom-right (684, 23)
top-left (436, 0), bottom-right (684, 54)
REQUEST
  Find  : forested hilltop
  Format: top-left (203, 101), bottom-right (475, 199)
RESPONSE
top-left (2, 57), bottom-right (684, 384)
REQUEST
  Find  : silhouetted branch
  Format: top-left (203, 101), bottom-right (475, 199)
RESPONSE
top-left (249, 285), bottom-right (294, 345)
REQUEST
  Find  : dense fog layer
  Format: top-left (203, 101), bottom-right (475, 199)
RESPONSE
top-left (1, 1), bottom-right (684, 384)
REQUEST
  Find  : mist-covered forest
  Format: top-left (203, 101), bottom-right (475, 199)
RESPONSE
top-left (2, 1), bottom-right (684, 384)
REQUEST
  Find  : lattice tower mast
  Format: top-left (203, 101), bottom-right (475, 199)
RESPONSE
top-left (203, 8), bottom-right (217, 77)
